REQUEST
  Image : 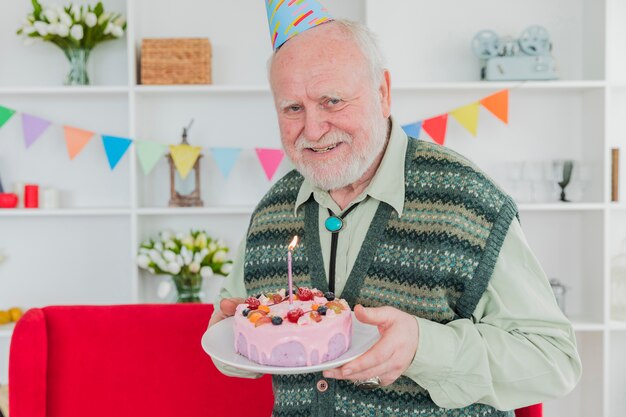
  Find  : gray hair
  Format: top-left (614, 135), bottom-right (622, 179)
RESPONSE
top-left (267, 19), bottom-right (387, 89)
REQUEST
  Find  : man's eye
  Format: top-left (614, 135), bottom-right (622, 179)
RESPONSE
top-left (327, 98), bottom-right (341, 106)
top-left (287, 105), bottom-right (302, 112)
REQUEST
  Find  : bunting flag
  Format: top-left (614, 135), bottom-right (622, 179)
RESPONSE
top-left (450, 102), bottom-right (480, 137)
top-left (401, 121), bottom-right (422, 139)
top-left (422, 114), bottom-right (448, 145)
top-left (480, 90), bottom-right (509, 124)
top-left (63, 126), bottom-right (95, 160)
top-left (255, 148), bottom-right (284, 181)
top-left (21, 113), bottom-right (52, 148)
top-left (102, 135), bottom-right (132, 170)
top-left (211, 147), bottom-right (241, 179)
top-left (136, 140), bottom-right (168, 175)
top-left (0, 106), bottom-right (16, 128)
top-left (169, 144), bottom-right (202, 179)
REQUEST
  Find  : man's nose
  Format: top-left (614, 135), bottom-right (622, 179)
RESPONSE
top-left (302, 107), bottom-right (330, 142)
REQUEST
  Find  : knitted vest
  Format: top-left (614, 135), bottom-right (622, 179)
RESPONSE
top-left (243, 138), bottom-right (518, 417)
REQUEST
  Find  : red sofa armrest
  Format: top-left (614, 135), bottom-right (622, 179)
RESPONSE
top-left (515, 404), bottom-right (543, 417)
top-left (9, 308), bottom-right (48, 417)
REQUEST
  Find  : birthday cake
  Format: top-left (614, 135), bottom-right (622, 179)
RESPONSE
top-left (233, 287), bottom-right (352, 367)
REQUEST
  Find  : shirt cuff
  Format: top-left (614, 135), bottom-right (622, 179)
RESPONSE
top-left (404, 316), bottom-right (458, 383)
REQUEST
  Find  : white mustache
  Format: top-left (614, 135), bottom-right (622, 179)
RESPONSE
top-left (295, 131), bottom-right (353, 151)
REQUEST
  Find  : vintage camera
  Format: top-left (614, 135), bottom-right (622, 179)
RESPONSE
top-left (471, 25), bottom-right (558, 81)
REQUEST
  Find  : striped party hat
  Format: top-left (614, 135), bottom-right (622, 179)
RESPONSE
top-left (266, 0), bottom-right (333, 50)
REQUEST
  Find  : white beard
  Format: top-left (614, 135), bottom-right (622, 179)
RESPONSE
top-left (289, 120), bottom-right (388, 191)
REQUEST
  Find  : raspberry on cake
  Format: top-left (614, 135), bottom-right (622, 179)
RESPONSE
top-left (233, 287), bottom-right (352, 367)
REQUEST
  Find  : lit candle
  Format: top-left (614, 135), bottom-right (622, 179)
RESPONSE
top-left (288, 235), bottom-right (299, 306)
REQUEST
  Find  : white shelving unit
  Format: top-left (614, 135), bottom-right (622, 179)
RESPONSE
top-left (0, 1), bottom-right (625, 415)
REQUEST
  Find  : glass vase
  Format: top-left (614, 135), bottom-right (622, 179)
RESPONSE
top-left (172, 273), bottom-right (203, 303)
top-left (63, 47), bottom-right (91, 86)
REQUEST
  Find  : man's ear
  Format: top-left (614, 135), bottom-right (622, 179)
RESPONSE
top-left (378, 69), bottom-right (391, 118)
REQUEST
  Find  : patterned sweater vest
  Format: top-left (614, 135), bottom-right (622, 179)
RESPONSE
top-left (243, 138), bottom-right (518, 417)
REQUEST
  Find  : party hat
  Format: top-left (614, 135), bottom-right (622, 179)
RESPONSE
top-left (266, 0), bottom-right (333, 50)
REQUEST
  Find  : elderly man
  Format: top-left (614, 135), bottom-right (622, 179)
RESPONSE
top-left (207, 13), bottom-right (581, 417)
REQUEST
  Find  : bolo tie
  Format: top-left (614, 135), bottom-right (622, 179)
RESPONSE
top-left (324, 202), bottom-right (360, 293)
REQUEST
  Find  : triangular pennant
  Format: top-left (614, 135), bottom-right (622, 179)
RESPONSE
top-left (401, 121), bottom-right (422, 139)
top-left (21, 113), bottom-right (52, 148)
top-left (101, 135), bottom-right (133, 170)
top-left (422, 114), bottom-right (448, 145)
top-left (63, 125), bottom-right (95, 160)
top-left (255, 148), bottom-right (284, 181)
top-left (480, 89), bottom-right (509, 124)
top-left (136, 140), bottom-right (168, 175)
top-left (0, 106), bottom-right (16, 128)
top-left (450, 102), bottom-right (480, 136)
top-left (169, 144), bottom-right (202, 179)
top-left (211, 147), bottom-right (242, 179)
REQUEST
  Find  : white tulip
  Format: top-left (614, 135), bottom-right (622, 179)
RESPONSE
top-left (176, 255), bottom-right (184, 266)
top-left (200, 266), bottom-right (214, 279)
top-left (181, 236), bottom-right (194, 248)
top-left (176, 232), bottom-right (184, 240)
top-left (70, 5), bottom-right (81, 21)
top-left (157, 260), bottom-right (168, 272)
top-left (103, 22), bottom-right (113, 35)
top-left (189, 262), bottom-right (201, 274)
top-left (84, 12), bottom-right (97, 28)
top-left (193, 252), bottom-right (206, 264)
top-left (70, 24), bottom-right (83, 41)
top-left (112, 26), bottom-right (123, 37)
top-left (47, 24), bottom-right (57, 35)
top-left (165, 240), bottom-right (177, 250)
top-left (160, 231), bottom-right (172, 242)
top-left (23, 25), bottom-right (36, 35)
top-left (136, 254), bottom-right (150, 269)
top-left (43, 9), bottom-right (59, 23)
top-left (148, 249), bottom-right (162, 263)
top-left (221, 263), bottom-right (233, 275)
top-left (59, 12), bottom-right (73, 27)
top-left (56, 24), bottom-right (69, 38)
top-left (163, 250), bottom-right (176, 262)
top-left (114, 16), bottom-right (126, 26)
top-left (154, 242), bottom-right (163, 252)
top-left (34, 21), bottom-right (49, 36)
top-left (167, 262), bottom-right (181, 275)
top-left (98, 12), bottom-right (110, 25)
top-left (208, 242), bottom-right (217, 252)
top-left (148, 267), bottom-right (155, 274)
top-left (139, 247), bottom-right (150, 254)
top-left (213, 250), bottom-right (227, 263)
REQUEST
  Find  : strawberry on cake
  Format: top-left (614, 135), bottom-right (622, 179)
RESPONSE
top-left (233, 287), bottom-right (352, 367)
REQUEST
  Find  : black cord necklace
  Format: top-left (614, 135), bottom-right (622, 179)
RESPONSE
top-left (325, 202), bottom-right (360, 293)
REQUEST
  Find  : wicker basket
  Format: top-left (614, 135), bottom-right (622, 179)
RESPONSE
top-left (140, 38), bottom-right (212, 85)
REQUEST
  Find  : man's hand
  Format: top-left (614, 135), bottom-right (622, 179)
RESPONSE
top-left (322, 304), bottom-right (419, 386)
top-left (208, 297), bottom-right (245, 327)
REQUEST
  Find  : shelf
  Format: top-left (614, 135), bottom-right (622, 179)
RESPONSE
top-left (0, 208), bottom-right (130, 217)
top-left (137, 206), bottom-right (255, 215)
top-left (610, 321), bottom-right (626, 331)
top-left (0, 86), bottom-right (129, 95)
top-left (0, 323), bottom-right (15, 337)
top-left (134, 85), bottom-right (271, 94)
top-left (572, 321), bottom-right (605, 332)
top-left (517, 203), bottom-right (605, 211)
top-left (609, 203), bottom-right (626, 211)
top-left (392, 80), bottom-right (606, 92)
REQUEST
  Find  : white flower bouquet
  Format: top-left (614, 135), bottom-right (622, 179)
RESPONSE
top-left (16, 0), bottom-right (127, 85)
top-left (137, 230), bottom-right (233, 303)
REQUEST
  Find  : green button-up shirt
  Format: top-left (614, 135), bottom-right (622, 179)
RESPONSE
top-left (210, 118), bottom-right (581, 410)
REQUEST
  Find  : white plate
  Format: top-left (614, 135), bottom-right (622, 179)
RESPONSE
top-left (202, 312), bottom-right (380, 375)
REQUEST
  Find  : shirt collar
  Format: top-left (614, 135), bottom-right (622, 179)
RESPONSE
top-left (294, 116), bottom-right (407, 217)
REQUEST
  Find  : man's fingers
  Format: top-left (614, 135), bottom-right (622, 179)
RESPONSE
top-left (353, 304), bottom-right (392, 327)
top-left (220, 297), bottom-right (245, 316)
top-left (324, 336), bottom-right (394, 379)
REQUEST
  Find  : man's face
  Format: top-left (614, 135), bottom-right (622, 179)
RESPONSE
top-left (269, 23), bottom-right (391, 191)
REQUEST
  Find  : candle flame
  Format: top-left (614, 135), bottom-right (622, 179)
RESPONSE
top-left (288, 235), bottom-right (299, 251)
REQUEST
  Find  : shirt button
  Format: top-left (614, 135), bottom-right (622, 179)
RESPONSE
top-left (316, 379), bottom-right (328, 392)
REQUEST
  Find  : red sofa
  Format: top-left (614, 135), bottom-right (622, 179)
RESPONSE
top-left (8, 304), bottom-right (541, 417)
top-left (8, 304), bottom-right (274, 417)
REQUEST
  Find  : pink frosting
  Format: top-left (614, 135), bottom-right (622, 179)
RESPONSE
top-left (234, 298), bottom-right (352, 367)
